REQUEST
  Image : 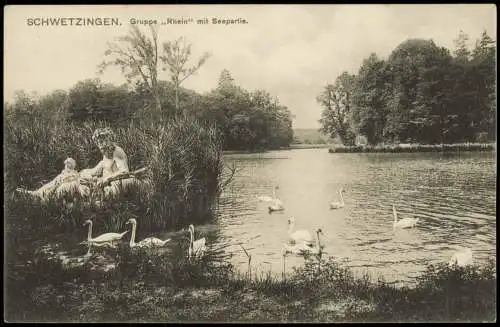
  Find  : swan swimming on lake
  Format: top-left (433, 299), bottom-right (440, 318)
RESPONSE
top-left (392, 204), bottom-right (419, 229)
top-left (330, 188), bottom-right (346, 209)
top-left (268, 198), bottom-right (285, 213)
top-left (449, 247), bottom-right (473, 267)
top-left (188, 224), bottom-right (207, 260)
top-left (260, 186), bottom-right (285, 212)
top-left (283, 228), bottom-right (324, 256)
top-left (126, 218), bottom-right (171, 248)
top-left (287, 217), bottom-right (315, 247)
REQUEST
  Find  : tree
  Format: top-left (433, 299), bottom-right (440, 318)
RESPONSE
top-left (217, 69), bottom-right (236, 91)
top-left (453, 30), bottom-right (471, 63)
top-left (351, 53), bottom-right (390, 145)
top-left (318, 72), bottom-right (357, 146)
top-left (161, 36), bottom-right (211, 114)
top-left (98, 25), bottom-right (162, 114)
top-left (470, 30), bottom-right (496, 140)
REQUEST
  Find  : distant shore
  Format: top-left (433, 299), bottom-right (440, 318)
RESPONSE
top-left (328, 143), bottom-right (495, 153)
top-left (223, 143), bottom-right (495, 155)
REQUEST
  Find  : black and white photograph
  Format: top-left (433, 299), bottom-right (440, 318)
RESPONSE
top-left (4, 4), bottom-right (496, 322)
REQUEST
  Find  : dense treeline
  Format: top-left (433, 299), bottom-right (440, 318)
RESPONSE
top-left (5, 27), bottom-right (293, 152)
top-left (318, 30), bottom-right (496, 146)
top-left (4, 73), bottom-right (293, 151)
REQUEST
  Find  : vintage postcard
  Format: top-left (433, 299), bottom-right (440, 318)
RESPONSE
top-left (4, 4), bottom-right (496, 323)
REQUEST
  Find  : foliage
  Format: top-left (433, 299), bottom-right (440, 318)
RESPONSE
top-left (318, 72), bottom-right (357, 146)
top-left (160, 36), bottom-right (211, 113)
top-left (319, 30), bottom-right (496, 145)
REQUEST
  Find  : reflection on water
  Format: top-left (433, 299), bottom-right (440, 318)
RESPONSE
top-left (215, 149), bottom-right (496, 284)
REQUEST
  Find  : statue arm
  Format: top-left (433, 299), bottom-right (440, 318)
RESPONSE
top-left (100, 147), bottom-right (130, 185)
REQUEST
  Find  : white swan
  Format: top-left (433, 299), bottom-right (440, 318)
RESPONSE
top-left (283, 228), bottom-right (324, 256)
top-left (268, 198), bottom-right (285, 213)
top-left (82, 220), bottom-right (129, 246)
top-left (188, 224), bottom-right (207, 260)
top-left (330, 188), bottom-right (346, 209)
top-left (257, 186), bottom-right (279, 202)
top-left (449, 247), bottom-right (473, 267)
top-left (262, 186), bottom-right (284, 212)
top-left (287, 217), bottom-right (315, 246)
top-left (392, 204), bottom-right (419, 229)
top-left (126, 218), bottom-right (171, 248)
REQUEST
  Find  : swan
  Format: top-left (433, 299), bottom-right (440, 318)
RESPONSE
top-left (287, 217), bottom-right (315, 246)
top-left (268, 198), bottom-right (285, 213)
top-left (257, 186), bottom-right (279, 202)
top-left (82, 219), bottom-right (129, 246)
top-left (126, 218), bottom-right (171, 248)
top-left (188, 224), bottom-right (207, 260)
top-left (392, 204), bottom-right (419, 229)
top-left (283, 228), bottom-right (324, 256)
top-left (330, 188), bottom-right (346, 209)
top-left (449, 247), bottom-right (473, 267)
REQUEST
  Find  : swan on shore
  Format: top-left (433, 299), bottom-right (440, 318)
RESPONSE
top-left (392, 204), bottom-right (419, 229)
top-left (126, 218), bottom-right (171, 248)
top-left (330, 188), bottom-right (346, 209)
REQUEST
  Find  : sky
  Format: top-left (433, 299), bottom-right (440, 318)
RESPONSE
top-left (4, 4), bottom-right (497, 129)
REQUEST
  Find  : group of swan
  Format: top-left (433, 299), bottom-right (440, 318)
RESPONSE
top-left (391, 206), bottom-right (473, 267)
top-left (258, 186), bottom-right (285, 213)
top-left (259, 186), bottom-right (346, 212)
top-left (284, 219), bottom-right (324, 256)
top-left (82, 219), bottom-right (206, 259)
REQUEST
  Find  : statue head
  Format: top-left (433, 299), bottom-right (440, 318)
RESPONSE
top-left (64, 157), bottom-right (77, 171)
top-left (92, 127), bottom-right (115, 155)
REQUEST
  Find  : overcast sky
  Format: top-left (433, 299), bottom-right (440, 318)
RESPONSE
top-left (4, 4), bottom-right (496, 129)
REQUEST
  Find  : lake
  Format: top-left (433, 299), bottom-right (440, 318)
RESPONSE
top-left (214, 148), bottom-right (496, 285)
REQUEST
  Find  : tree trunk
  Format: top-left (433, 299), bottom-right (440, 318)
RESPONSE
top-left (174, 83), bottom-right (180, 114)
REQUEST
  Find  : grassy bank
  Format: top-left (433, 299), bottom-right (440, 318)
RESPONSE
top-left (328, 143), bottom-right (495, 153)
top-left (5, 246), bottom-right (496, 322)
top-left (4, 115), bottom-right (230, 322)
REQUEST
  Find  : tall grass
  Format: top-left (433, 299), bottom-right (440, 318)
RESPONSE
top-left (328, 143), bottom-right (495, 153)
top-left (4, 113), bottom-right (228, 321)
top-left (5, 250), bottom-right (495, 322)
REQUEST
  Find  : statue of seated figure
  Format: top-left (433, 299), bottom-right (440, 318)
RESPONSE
top-left (16, 157), bottom-right (90, 203)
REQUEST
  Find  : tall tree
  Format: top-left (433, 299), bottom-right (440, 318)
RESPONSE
top-left (318, 72), bottom-right (357, 146)
top-left (351, 53), bottom-right (389, 145)
top-left (453, 30), bottom-right (472, 63)
top-left (470, 30), bottom-right (496, 140)
top-left (161, 36), bottom-right (211, 114)
top-left (98, 25), bottom-right (162, 114)
top-left (217, 69), bottom-right (236, 91)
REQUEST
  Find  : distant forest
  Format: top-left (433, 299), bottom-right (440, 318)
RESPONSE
top-left (4, 27), bottom-right (294, 152)
top-left (318, 30), bottom-right (496, 146)
top-left (4, 28), bottom-right (496, 151)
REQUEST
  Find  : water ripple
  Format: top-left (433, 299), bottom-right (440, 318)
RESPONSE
top-left (216, 150), bottom-right (496, 283)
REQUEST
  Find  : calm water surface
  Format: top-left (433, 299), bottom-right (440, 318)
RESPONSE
top-left (213, 148), bottom-right (496, 285)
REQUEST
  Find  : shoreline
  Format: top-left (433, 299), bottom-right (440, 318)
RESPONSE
top-left (223, 143), bottom-right (496, 154)
top-left (329, 143), bottom-right (496, 153)
top-left (6, 254), bottom-right (496, 323)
